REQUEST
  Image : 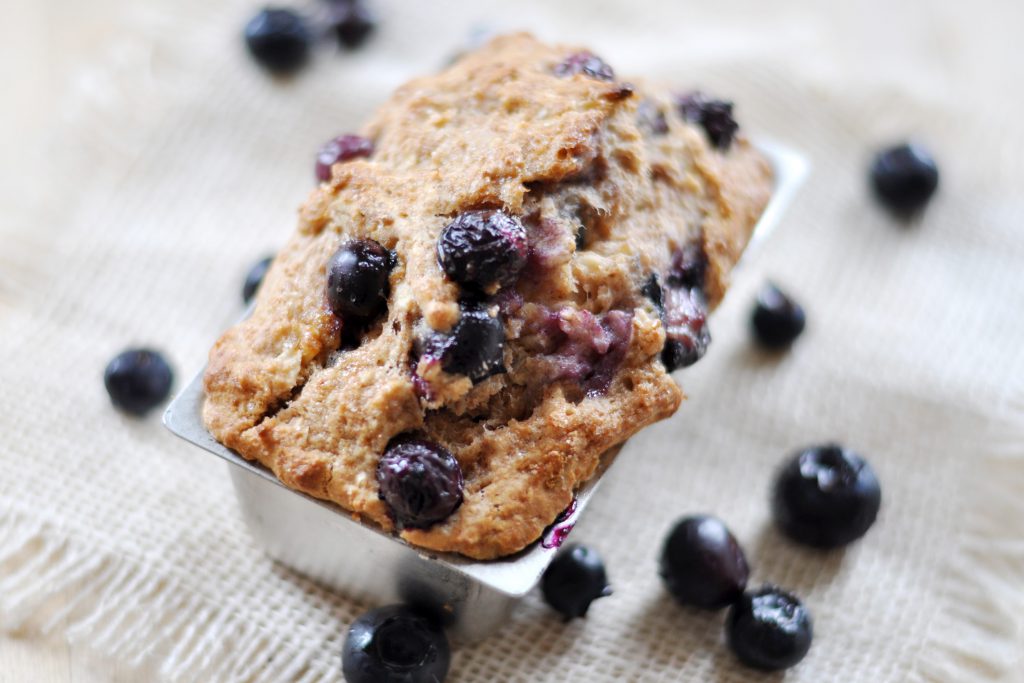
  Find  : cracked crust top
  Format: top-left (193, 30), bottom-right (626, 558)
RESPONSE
top-left (203, 34), bottom-right (772, 559)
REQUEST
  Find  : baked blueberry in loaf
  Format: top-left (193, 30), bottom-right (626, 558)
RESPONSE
top-left (203, 34), bottom-right (772, 559)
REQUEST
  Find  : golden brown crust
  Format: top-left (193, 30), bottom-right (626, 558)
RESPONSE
top-left (202, 34), bottom-right (772, 559)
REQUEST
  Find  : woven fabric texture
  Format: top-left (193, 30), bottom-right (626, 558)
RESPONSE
top-left (1, 0), bottom-right (1022, 681)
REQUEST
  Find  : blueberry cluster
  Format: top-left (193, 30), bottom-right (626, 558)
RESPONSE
top-left (414, 209), bottom-right (531, 385)
top-left (653, 445), bottom-right (880, 671)
top-left (528, 444), bottom-right (880, 673)
top-left (244, 0), bottom-right (377, 77)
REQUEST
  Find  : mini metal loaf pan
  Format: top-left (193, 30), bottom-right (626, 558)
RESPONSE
top-left (163, 142), bottom-right (808, 644)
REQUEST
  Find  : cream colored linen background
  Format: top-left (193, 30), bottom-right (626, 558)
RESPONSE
top-left (1, 0), bottom-right (1023, 681)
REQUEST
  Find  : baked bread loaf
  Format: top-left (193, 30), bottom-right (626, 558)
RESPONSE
top-left (203, 33), bottom-right (772, 560)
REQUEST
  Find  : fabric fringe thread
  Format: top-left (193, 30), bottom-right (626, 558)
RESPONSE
top-left (0, 511), bottom-right (336, 683)
top-left (912, 404), bottom-right (1024, 682)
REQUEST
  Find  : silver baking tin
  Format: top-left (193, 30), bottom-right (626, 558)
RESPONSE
top-left (163, 141), bottom-right (808, 643)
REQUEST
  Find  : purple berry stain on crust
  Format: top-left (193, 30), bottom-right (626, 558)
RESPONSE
top-left (377, 437), bottom-right (464, 529)
top-left (409, 358), bottom-right (437, 403)
top-left (525, 307), bottom-right (634, 396)
top-left (315, 134), bottom-right (374, 182)
top-left (676, 91), bottom-right (739, 151)
top-left (554, 51), bottom-right (615, 81)
top-left (437, 210), bottom-right (529, 292)
top-left (541, 498), bottom-right (579, 549)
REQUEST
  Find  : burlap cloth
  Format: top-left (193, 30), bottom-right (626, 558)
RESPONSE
top-left (2, 0), bottom-right (1022, 680)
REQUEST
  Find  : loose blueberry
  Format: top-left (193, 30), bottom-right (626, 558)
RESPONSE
top-left (751, 283), bottom-right (806, 349)
top-left (422, 305), bottom-right (505, 382)
top-left (104, 349), bottom-right (174, 416)
top-left (659, 515), bottom-right (749, 610)
top-left (554, 52), bottom-right (615, 81)
top-left (244, 8), bottom-right (311, 75)
top-left (242, 255), bottom-right (273, 304)
top-left (326, 239), bottom-right (393, 320)
top-left (772, 444), bottom-right (882, 548)
top-left (676, 91), bottom-right (739, 151)
top-left (377, 437), bottom-right (464, 529)
top-left (342, 604), bottom-right (450, 683)
top-left (436, 210), bottom-right (528, 292)
top-left (327, 0), bottom-right (377, 49)
top-left (727, 585), bottom-right (813, 671)
top-left (541, 544), bottom-right (612, 620)
top-left (870, 142), bottom-right (939, 215)
top-left (315, 134), bottom-right (374, 182)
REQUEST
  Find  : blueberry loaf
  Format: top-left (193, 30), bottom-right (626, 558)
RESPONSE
top-left (203, 34), bottom-right (772, 560)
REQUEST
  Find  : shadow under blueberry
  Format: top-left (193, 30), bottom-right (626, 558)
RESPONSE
top-left (728, 341), bottom-right (798, 371)
top-left (748, 523), bottom-right (847, 593)
top-left (628, 588), bottom-right (727, 670)
top-left (709, 646), bottom-right (788, 683)
top-left (630, 585), bottom-right (799, 682)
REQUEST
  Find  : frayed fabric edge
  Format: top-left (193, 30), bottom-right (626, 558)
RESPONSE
top-left (911, 404), bottom-right (1024, 683)
top-left (0, 509), bottom-right (336, 683)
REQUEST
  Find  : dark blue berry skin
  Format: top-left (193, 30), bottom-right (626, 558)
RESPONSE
top-left (244, 8), bottom-right (311, 75)
top-left (377, 438), bottom-right (464, 529)
top-left (727, 585), bottom-right (813, 671)
top-left (541, 544), bottom-right (612, 620)
top-left (659, 515), bottom-right (749, 610)
top-left (326, 239), bottom-right (393, 320)
top-left (342, 605), bottom-right (450, 683)
top-left (315, 134), bottom-right (374, 182)
top-left (242, 256), bottom-right (273, 304)
top-left (870, 143), bottom-right (939, 216)
top-left (437, 210), bottom-right (528, 292)
top-left (676, 91), bottom-right (739, 151)
top-left (104, 349), bottom-right (173, 416)
top-left (328, 0), bottom-right (377, 49)
top-left (423, 306), bottom-right (505, 382)
top-left (751, 283), bottom-right (806, 350)
top-left (554, 52), bottom-right (615, 81)
top-left (667, 243), bottom-right (707, 289)
top-left (772, 444), bottom-right (881, 548)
